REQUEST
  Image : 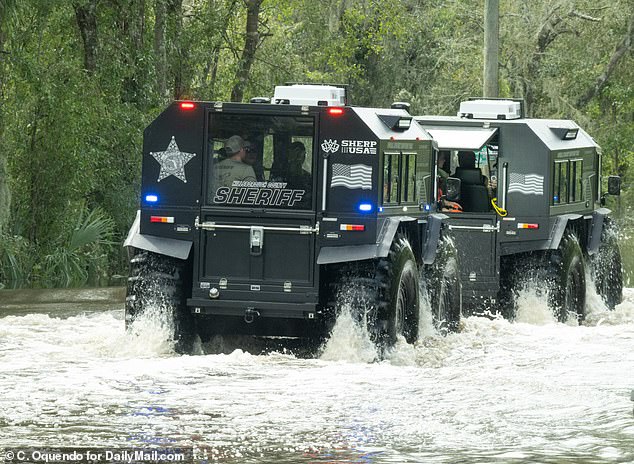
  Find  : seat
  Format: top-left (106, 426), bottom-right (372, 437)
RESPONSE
top-left (460, 184), bottom-right (490, 212)
top-left (455, 167), bottom-right (490, 212)
top-left (455, 167), bottom-right (484, 185)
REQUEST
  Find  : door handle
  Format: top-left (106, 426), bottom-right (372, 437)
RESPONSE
top-left (195, 217), bottom-right (320, 234)
top-left (250, 226), bottom-right (264, 256)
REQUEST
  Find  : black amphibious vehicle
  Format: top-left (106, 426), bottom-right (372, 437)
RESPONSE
top-left (416, 98), bottom-right (623, 321)
top-left (124, 87), bottom-right (623, 351)
top-left (124, 84), bottom-right (461, 351)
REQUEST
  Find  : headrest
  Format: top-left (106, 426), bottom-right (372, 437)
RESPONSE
top-left (458, 151), bottom-right (476, 168)
top-left (457, 168), bottom-right (484, 185)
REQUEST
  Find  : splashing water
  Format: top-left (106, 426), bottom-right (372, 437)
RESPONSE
top-left (514, 283), bottom-right (556, 325)
top-left (321, 278), bottom-right (441, 364)
top-left (320, 260), bottom-right (634, 366)
top-left (125, 300), bottom-right (178, 356)
top-left (319, 303), bottom-right (378, 363)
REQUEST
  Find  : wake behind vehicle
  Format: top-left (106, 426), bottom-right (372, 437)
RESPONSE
top-left (416, 98), bottom-right (624, 322)
top-left (124, 84), bottom-right (462, 352)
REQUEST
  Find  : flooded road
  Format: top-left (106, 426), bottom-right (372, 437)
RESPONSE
top-left (0, 285), bottom-right (633, 463)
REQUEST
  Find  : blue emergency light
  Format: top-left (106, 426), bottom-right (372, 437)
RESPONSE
top-left (358, 203), bottom-right (373, 213)
top-left (145, 194), bottom-right (159, 204)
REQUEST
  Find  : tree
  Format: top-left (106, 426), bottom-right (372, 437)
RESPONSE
top-left (154, 0), bottom-right (167, 98)
top-left (483, 0), bottom-right (499, 97)
top-left (231, 0), bottom-right (264, 102)
top-left (74, 0), bottom-right (99, 74)
top-left (577, 13), bottom-right (634, 108)
top-left (0, 0), bottom-right (16, 235)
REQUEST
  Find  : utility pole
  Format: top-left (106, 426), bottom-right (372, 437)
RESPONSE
top-left (483, 0), bottom-right (499, 97)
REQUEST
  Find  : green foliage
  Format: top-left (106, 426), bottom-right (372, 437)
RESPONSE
top-left (0, 0), bottom-right (632, 287)
top-left (0, 233), bottom-right (36, 288)
top-left (40, 206), bottom-right (115, 287)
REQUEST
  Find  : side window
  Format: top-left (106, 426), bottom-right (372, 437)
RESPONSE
top-left (571, 159), bottom-right (583, 202)
top-left (401, 153), bottom-right (417, 204)
top-left (383, 152), bottom-right (400, 204)
top-left (553, 159), bottom-right (583, 205)
top-left (553, 160), bottom-right (569, 205)
top-left (383, 152), bottom-right (420, 205)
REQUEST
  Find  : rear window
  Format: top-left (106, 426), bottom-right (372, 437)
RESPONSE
top-left (207, 113), bottom-right (315, 209)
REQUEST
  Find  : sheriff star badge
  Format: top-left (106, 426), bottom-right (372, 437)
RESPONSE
top-left (150, 136), bottom-right (196, 183)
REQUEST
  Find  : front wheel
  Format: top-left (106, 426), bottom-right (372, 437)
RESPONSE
top-left (329, 232), bottom-right (420, 351)
top-left (591, 223), bottom-right (623, 310)
top-left (548, 233), bottom-right (586, 323)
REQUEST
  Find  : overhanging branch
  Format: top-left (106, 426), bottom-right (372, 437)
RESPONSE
top-left (576, 16), bottom-right (634, 108)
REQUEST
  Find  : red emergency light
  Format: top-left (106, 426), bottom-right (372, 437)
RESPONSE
top-left (327, 107), bottom-right (344, 116)
top-left (180, 102), bottom-right (195, 110)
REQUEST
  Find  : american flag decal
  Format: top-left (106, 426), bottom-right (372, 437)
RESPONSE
top-left (508, 173), bottom-right (544, 195)
top-left (331, 163), bottom-right (372, 190)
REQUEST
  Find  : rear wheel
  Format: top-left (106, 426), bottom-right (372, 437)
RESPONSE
top-left (126, 249), bottom-right (195, 353)
top-left (548, 233), bottom-right (586, 323)
top-left (591, 223), bottom-right (623, 310)
top-left (424, 237), bottom-right (461, 335)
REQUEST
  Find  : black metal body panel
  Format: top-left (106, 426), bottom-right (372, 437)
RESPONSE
top-left (140, 208), bottom-right (198, 241)
top-left (318, 214), bottom-right (378, 247)
top-left (140, 103), bottom-right (204, 237)
top-left (135, 98), bottom-right (443, 332)
top-left (587, 208), bottom-right (611, 255)
top-left (445, 212), bottom-right (499, 303)
top-left (197, 213), bottom-right (316, 285)
top-left (415, 113), bottom-right (603, 311)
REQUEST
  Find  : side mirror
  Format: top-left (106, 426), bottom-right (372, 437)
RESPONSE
top-left (445, 177), bottom-right (461, 202)
top-left (607, 176), bottom-right (621, 196)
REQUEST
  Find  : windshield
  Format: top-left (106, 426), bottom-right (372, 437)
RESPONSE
top-left (207, 112), bottom-right (314, 210)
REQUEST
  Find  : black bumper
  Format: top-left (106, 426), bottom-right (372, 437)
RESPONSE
top-left (187, 298), bottom-right (319, 319)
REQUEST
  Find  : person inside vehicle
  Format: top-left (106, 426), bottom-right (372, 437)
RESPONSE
top-left (214, 135), bottom-right (257, 188)
top-left (437, 150), bottom-right (462, 212)
top-left (437, 150), bottom-right (450, 187)
top-left (242, 138), bottom-right (265, 181)
top-left (286, 142), bottom-right (311, 189)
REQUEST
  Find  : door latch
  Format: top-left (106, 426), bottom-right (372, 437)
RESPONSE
top-left (250, 226), bottom-right (264, 255)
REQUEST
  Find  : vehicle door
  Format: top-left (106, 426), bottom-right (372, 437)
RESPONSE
top-left (194, 108), bottom-right (319, 307)
top-left (426, 126), bottom-right (500, 290)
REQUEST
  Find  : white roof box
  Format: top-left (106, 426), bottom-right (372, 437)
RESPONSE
top-left (458, 99), bottom-right (522, 120)
top-left (273, 84), bottom-right (346, 107)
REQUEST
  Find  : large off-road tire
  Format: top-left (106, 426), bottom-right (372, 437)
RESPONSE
top-left (424, 236), bottom-right (461, 335)
top-left (497, 256), bottom-right (517, 320)
top-left (381, 234), bottom-right (420, 344)
top-left (590, 223), bottom-right (623, 310)
top-left (497, 252), bottom-right (543, 320)
top-left (329, 233), bottom-right (420, 349)
top-left (548, 233), bottom-right (586, 323)
top-left (126, 249), bottom-right (195, 353)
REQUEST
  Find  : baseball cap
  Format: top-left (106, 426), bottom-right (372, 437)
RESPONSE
top-left (225, 135), bottom-right (245, 155)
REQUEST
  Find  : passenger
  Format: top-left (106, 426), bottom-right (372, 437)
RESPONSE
top-left (286, 142), bottom-right (311, 191)
top-left (242, 139), bottom-right (265, 181)
top-left (437, 151), bottom-right (461, 212)
top-left (215, 135), bottom-right (257, 188)
top-left (437, 150), bottom-right (451, 191)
